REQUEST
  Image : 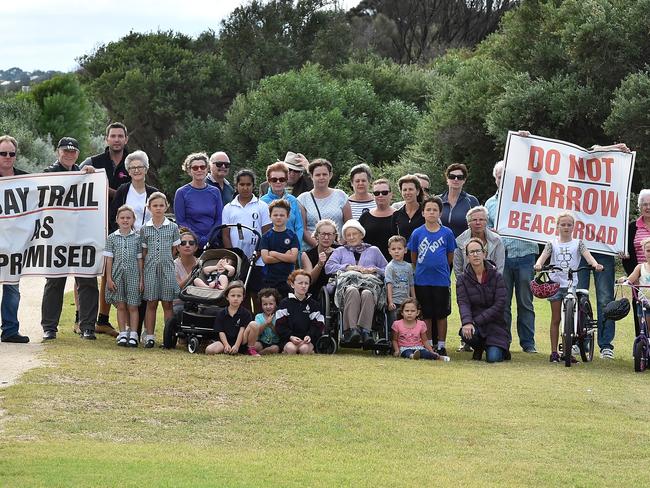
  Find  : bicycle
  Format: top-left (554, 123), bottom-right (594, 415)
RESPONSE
top-left (614, 282), bottom-right (650, 372)
top-left (538, 264), bottom-right (598, 367)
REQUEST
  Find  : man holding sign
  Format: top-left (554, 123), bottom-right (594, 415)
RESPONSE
top-left (497, 131), bottom-right (634, 359)
top-left (0, 135), bottom-right (29, 343)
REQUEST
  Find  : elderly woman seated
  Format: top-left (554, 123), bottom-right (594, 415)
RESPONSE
top-left (456, 238), bottom-right (511, 362)
top-left (325, 220), bottom-right (388, 346)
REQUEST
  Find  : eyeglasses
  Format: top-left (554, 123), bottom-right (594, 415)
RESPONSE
top-left (180, 240), bottom-right (196, 246)
top-left (213, 162), bottom-right (230, 168)
top-left (190, 164), bottom-right (207, 171)
top-left (269, 177), bottom-right (287, 183)
top-left (373, 190), bottom-right (390, 196)
top-left (448, 174), bottom-right (466, 180)
top-left (129, 165), bottom-right (146, 172)
top-left (0, 151), bottom-right (16, 157)
top-left (467, 249), bottom-right (484, 256)
top-left (318, 232), bottom-right (334, 238)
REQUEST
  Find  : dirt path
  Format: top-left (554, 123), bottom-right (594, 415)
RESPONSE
top-left (0, 277), bottom-right (74, 388)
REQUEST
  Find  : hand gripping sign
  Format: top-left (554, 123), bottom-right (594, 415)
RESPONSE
top-left (0, 170), bottom-right (108, 283)
top-left (495, 132), bottom-right (635, 256)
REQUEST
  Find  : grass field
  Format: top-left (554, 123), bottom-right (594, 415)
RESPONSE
top-left (2, 289), bottom-right (650, 487)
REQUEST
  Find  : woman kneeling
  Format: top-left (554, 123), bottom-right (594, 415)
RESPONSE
top-left (275, 270), bottom-right (325, 354)
top-left (456, 238), bottom-right (511, 363)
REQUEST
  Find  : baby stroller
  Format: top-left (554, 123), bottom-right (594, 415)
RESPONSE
top-left (315, 271), bottom-right (392, 355)
top-left (163, 223), bottom-right (261, 353)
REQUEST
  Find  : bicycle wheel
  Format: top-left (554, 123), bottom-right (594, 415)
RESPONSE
top-left (578, 296), bottom-right (595, 362)
top-left (633, 339), bottom-right (647, 373)
top-left (563, 298), bottom-right (575, 367)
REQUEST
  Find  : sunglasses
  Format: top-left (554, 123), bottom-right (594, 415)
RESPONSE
top-left (213, 162), bottom-right (230, 168)
top-left (180, 240), bottom-right (196, 246)
top-left (269, 177), bottom-right (287, 183)
top-left (373, 190), bottom-right (390, 196)
top-left (448, 174), bottom-right (466, 180)
top-left (0, 151), bottom-right (17, 157)
top-left (190, 164), bottom-right (207, 171)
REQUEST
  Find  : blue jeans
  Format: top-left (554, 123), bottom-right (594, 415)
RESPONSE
top-left (485, 346), bottom-right (505, 363)
top-left (400, 348), bottom-right (439, 360)
top-left (577, 253), bottom-right (615, 351)
top-left (502, 253), bottom-right (536, 350)
top-left (1, 284), bottom-right (21, 338)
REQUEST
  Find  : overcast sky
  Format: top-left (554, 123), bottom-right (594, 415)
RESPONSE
top-left (3, 0), bottom-right (358, 72)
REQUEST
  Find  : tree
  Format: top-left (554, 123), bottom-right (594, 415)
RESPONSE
top-left (79, 31), bottom-right (235, 189)
top-left (221, 64), bottom-right (421, 183)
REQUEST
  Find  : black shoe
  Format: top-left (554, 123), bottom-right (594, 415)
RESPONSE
top-left (342, 329), bottom-right (352, 343)
top-left (81, 329), bottom-right (96, 340)
top-left (360, 328), bottom-right (374, 347)
top-left (144, 338), bottom-right (155, 349)
top-left (472, 347), bottom-right (483, 360)
top-left (1, 333), bottom-right (30, 343)
top-left (437, 346), bottom-right (447, 356)
top-left (43, 330), bottom-right (57, 341)
top-left (503, 349), bottom-right (512, 361)
top-left (348, 328), bottom-right (361, 345)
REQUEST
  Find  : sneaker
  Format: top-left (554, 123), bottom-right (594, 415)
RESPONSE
top-left (144, 338), bottom-right (155, 349)
top-left (456, 342), bottom-right (473, 352)
top-left (127, 336), bottom-right (139, 348)
top-left (472, 347), bottom-right (483, 361)
top-left (247, 347), bottom-right (261, 357)
top-left (117, 335), bottom-right (128, 347)
top-left (600, 348), bottom-right (614, 360)
top-left (411, 350), bottom-right (421, 360)
top-left (549, 352), bottom-right (560, 363)
top-left (440, 355), bottom-right (451, 362)
top-left (560, 353), bottom-right (579, 364)
top-left (96, 323), bottom-right (119, 338)
top-left (81, 329), bottom-right (96, 340)
top-left (571, 344), bottom-right (580, 355)
top-left (43, 330), bottom-right (57, 341)
top-left (437, 347), bottom-right (448, 357)
top-left (523, 346), bottom-right (538, 353)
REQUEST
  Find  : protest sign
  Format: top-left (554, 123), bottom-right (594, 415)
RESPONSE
top-left (495, 132), bottom-right (635, 255)
top-left (0, 170), bottom-right (107, 283)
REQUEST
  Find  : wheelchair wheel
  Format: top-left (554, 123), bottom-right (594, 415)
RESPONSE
top-left (633, 340), bottom-right (647, 372)
top-left (315, 335), bottom-right (337, 354)
top-left (562, 298), bottom-right (575, 367)
top-left (187, 336), bottom-right (200, 354)
top-left (163, 316), bottom-right (178, 349)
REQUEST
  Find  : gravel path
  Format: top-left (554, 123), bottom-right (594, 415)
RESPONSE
top-left (0, 277), bottom-right (74, 388)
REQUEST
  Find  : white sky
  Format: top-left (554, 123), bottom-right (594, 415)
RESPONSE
top-left (2, 0), bottom-right (359, 72)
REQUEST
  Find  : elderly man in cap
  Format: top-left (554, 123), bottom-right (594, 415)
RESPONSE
top-left (206, 151), bottom-right (235, 205)
top-left (260, 151), bottom-right (313, 197)
top-left (40, 137), bottom-right (99, 340)
top-left (0, 135), bottom-right (29, 343)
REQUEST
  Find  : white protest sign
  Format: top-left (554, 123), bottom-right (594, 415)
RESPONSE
top-left (0, 170), bottom-right (107, 283)
top-left (495, 132), bottom-right (635, 255)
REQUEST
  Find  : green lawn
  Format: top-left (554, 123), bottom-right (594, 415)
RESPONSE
top-left (1, 290), bottom-right (650, 487)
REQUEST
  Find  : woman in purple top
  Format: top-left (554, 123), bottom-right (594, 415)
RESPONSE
top-left (173, 152), bottom-right (223, 251)
top-left (325, 219), bottom-right (387, 346)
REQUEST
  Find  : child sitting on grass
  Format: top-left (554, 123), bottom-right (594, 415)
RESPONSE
top-left (194, 257), bottom-right (236, 290)
top-left (243, 288), bottom-right (281, 356)
top-left (391, 298), bottom-right (450, 361)
top-left (275, 270), bottom-right (324, 354)
top-left (206, 281), bottom-right (252, 355)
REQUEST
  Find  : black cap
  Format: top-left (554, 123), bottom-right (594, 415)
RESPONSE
top-left (57, 137), bottom-right (79, 151)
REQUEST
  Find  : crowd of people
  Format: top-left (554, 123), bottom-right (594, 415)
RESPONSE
top-left (0, 124), bottom-right (639, 363)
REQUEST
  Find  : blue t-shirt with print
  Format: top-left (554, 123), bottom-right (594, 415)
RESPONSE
top-left (407, 224), bottom-right (456, 287)
top-left (255, 313), bottom-right (280, 345)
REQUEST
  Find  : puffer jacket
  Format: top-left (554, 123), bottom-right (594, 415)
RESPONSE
top-left (456, 260), bottom-right (510, 350)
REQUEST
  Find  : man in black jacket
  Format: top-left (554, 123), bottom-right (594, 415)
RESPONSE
top-left (81, 123), bottom-right (131, 336)
top-left (41, 137), bottom-right (100, 340)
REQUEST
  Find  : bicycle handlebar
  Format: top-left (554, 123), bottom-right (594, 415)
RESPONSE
top-left (539, 264), bottom-right (597, 273)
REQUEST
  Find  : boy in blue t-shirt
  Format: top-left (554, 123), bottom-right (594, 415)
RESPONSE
top-left (407, 196), bottom-right (456, 355)
top-left (261, 199), bottom-right (299, 297)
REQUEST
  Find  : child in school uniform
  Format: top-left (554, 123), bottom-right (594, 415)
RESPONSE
top-left (275, 270), bottom-right (324, 354)
top-left (206, 281), bottom-right (252, 355)
top-left (261, 199), bottom-right (300, 297)
top-left (140, 192), bottom-right (181, 348)
top-left (104, 205), bottom-right (144, 347)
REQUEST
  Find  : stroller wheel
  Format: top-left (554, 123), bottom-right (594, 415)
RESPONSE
top-left (187, 336), bottom-right (200, 354)
top-left (315, 335), bottom-right (337, 355)
top-left (163, 316), bottom-right (179, 349)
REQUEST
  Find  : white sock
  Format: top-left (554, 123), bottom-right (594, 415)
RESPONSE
top-left (145, 334), bottom-right (155, 342)
top-left (437, 341), bottom-right (446, 350)
top-left (117, 331), bottom-right (127, 339)
top-left (129, 330), bottom-right (139, 339)
top-left (426, 339), bottom-right (433, 347)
